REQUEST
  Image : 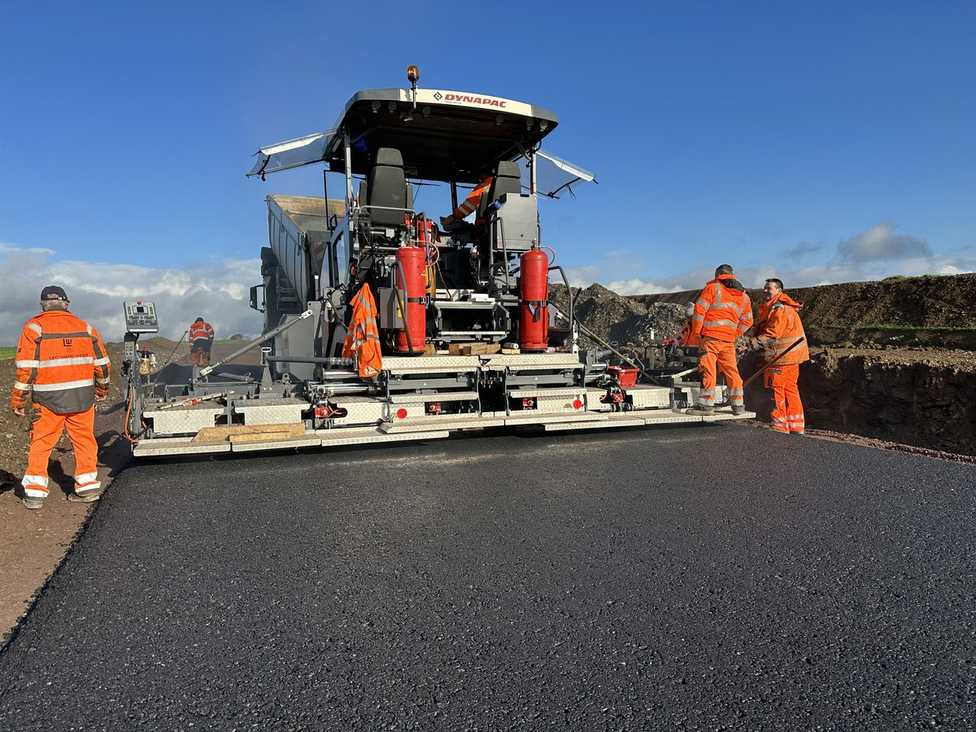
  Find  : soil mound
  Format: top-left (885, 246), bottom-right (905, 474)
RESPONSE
top-left (633, 273), bottom-right (976, 349)
top-left (551, 284), bottom-right (686, 348)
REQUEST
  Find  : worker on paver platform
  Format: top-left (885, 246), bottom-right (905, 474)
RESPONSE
top-left (440, 175), bottom-right (493, 229)
top-left (188, 317), bottom-right (215, 367)
top-left (749, 278), bottom-right (809, 434)
top-left (11, 286), bottom-right (111, 510)
top-left (685, 264), bottom-right (753, 416)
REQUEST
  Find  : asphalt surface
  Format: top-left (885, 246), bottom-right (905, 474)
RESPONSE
top-left (0, 424), bottom-right (974, 729)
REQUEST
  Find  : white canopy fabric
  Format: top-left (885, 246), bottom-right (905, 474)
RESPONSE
top-left (246, 131), bottom-right (334, 178)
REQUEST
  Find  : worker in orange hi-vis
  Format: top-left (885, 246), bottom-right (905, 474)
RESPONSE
top-left (188, 317), bottom-right (215, 367)
top-left (11, 286), bottom-right (111, 510)
top-left (341, 283), bottom-right (383, 379)
top-left (685, 264), bottom-right (753, 416)
top-left (749, 278), bottom-right (810, 434)
top-left (440, 175), bottom-right (493, 229)
top-left (678, 301), bottom-right (702, 348)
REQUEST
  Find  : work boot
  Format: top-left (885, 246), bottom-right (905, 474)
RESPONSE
top-left (20, 494), bottom-right (44, 510)
top-left (685, 405), bottom-right (714, 416)
top-left (731, 405), bottom-right (746, 416)
top-left (68, 487), bottom-right (104, 504)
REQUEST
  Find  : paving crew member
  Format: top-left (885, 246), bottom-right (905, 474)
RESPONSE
top-left (679, 301), bottom-right (702, 348)
top-left (440, 175), bottom-right (493, 229)
top-left (341, 283), bottom-right (382, 378)
top-left (749, 278), bottom-right (809, 434)
top-left (11, 286), bottom-right (111, 509)
top-left (686, 264), bottom-right (753, 415)
top-left (188, 317), bottom-right (215, 367)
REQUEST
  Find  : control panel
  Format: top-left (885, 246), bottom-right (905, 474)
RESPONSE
top-left (123, 300), bottom-right (159, 334)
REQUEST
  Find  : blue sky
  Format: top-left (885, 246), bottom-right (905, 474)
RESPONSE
top-left (2, 1), bottom-right (974, 337)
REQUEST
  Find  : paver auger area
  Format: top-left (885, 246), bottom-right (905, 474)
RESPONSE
top-left (1, 426), bottom-right (974, 729)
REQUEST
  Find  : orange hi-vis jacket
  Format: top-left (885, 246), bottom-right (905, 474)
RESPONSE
top-left (342, 284), bottom-right (383, 379)
top-left (441, 176), bottom-right (493, 227)
top-left (12, 310), bottom-right (111, 414)
top-left (689, 275), bottom-right (754, 343)
top-left (189, 320), bottom-right (215, 343)
top-left (755, 292), bottom-right (809, 365)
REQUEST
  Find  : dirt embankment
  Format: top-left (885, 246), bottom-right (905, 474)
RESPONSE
top-left (634, 272), bottom-right (976, 349)
top-left (579, 273), bottom-right (976, 457)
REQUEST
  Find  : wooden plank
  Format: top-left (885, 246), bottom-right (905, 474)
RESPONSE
top-left (193, 422), bottom-right (305, 444)
top-left (449, 342), bottom-right (502, 356)
top-left (228, 428), bottom-right (308, 445)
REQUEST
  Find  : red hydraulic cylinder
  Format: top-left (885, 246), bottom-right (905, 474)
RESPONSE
top-left (395, 246), bottom-right (426, 354)
top-left (519, 247), bottom-right (550, 352)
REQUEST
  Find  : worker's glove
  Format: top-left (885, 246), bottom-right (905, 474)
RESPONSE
top-left (12, 406), bottom-right (26, 417)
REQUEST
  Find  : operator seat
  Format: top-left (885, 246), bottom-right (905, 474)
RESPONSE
top-left (363, 147), bottom-right (411, 228)
top-left (476, 160), bottom-right (523, 222)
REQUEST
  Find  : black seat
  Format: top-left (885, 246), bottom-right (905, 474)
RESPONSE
top-left (476, 160), bottom-right (523, 221)
top-left (366, 147), bottom-right (409, 228)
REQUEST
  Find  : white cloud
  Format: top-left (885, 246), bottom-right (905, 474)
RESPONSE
top-left (565, 222), bottom-right (976, 295)
top-left (836, 222), bottom-right (932, 262)
top-left (602, 278), bottom-right (688, 296)
top-left (0, 244), bottom-right (263, 344)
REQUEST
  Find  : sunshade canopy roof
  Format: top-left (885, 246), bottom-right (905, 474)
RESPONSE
top-left (248, 88), bottom-right (560, 184)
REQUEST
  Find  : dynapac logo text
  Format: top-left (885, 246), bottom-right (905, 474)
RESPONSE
top-left (442, 93), bottom-right (507, 108)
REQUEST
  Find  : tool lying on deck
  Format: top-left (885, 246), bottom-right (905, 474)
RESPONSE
top-left (157, 392), bottom-right (228, 410)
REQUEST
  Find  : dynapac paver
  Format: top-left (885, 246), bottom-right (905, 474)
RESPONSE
top-left (120, 68), bottom-right (751, 456)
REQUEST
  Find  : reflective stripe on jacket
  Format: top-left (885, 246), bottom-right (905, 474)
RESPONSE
top-left (12, 310), bottom-right (111, 414)
top-left (341, 284), bottom-right (383, 379)
top-left (189, 321), bottom-right (214, 343)
top-left (756, 292), bottom-right (809, 365)
top-left (689, 275), bottom-right (754, 343)
top-left (441, 176), bottom-right (493, 227)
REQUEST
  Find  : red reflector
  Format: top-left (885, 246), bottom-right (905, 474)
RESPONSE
top-left (395, 408), bottom-right (408, 419)
top-left (572, 399), bottom-right (583, 410)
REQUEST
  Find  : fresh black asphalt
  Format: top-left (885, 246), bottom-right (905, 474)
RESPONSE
top-left (0, 424), bottom-right (974, 729)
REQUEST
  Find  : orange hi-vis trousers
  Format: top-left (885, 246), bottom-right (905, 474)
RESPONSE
top-left (697, 337), bottom-right (744, 408)
top-left (765, 364), bottom-right (804, 433)
top-left (21, 404), bottom-right (100, 500)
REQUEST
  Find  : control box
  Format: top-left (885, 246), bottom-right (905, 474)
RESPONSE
top-left (123, 301), bottom-right (159, 334)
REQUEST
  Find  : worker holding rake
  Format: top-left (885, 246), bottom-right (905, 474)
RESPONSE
top-left (749, 278), bottom-right (809, 434)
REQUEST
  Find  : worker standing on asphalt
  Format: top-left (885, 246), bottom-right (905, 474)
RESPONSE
top-left (10, 286), bottom-right (111, 509)
top-left (188, 317), bottom-right (215, 367)
top-left (750, 278), bottom-right (809, 434)
top-left (686, 264), bottom-right (753, 415)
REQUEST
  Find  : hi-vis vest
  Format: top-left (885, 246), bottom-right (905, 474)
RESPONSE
top-left (341, 284), bottom-right (383, 379)
top-left (756, 293), bottom-right (809, 365)
top-left (12, 310), bottom-right (111, 414)
top-left (441, 176), bottom-right (493, 227)
top-left (690, 276), bottom-right (754, 343)
top-left (189, 320), bottom-right (214, 343)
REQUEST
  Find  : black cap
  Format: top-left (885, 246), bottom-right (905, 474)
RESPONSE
top-left (40, 285), bottom-right (69, 302)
